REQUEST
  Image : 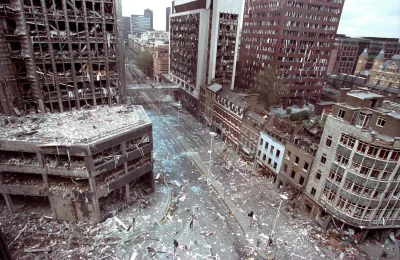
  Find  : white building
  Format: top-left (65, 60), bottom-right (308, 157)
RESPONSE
top-left (256, 132), bottom-right (285, 176)
top-left (255, 116), bottom-right (294, 180)
top-left (169, 0), bottom-right (243, 98)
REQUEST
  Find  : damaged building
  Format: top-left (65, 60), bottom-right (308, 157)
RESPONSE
top-left (170, 0), bottom-right (243, 114)
top-left (303, 89), bottom-right (400, 243)
top-left (0, 0), bottom-right (125, 115)
top-left (0, 105), bottom-right (154, 223)
top-left (278, 122), bottom-right (323, 206)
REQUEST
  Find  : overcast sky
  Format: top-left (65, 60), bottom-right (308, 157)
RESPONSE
top-left (122, 0), bottom-right (400, 38)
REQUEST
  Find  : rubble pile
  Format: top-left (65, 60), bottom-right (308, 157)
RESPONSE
top-left (0, 105), bottom-right (150, 145)
top-left (0, 179), bottom-right (165, 260)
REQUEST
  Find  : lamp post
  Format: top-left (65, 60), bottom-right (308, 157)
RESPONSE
top-left (177, 101), bottom-right (181, 132)
top-left (265, 194), bottom-right (288, 259)
top-left (207, 132), bottom-right (217, 183)
top-left (271, 194), bottom-right (288, 237)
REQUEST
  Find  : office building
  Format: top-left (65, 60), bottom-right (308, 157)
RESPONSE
top-left (123, 16), bottom-right (131, 40)
top-left (170, 0), bottom-right (243, 112)
top-left (131, 15), bottom-right (151, 35)
top-left (303, 89), bottom-right (400, 243)
top-left (166, 7), bottom-right (171, 32)
top-left (238, 0), bottom-right (345, 108)
top-left (327, 35), bottom-right (359, 75)
top-left (0, 0), bottom-right (126, 115)
top-left (144, 8), bottom-right (154, 30)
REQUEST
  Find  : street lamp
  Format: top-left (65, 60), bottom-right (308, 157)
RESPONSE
top-left (271, 194), bottom-right (288, 238)
top-left (207, 132), bottom-right (217, 183)
top-left (177, 101), bottom-right (181, 132)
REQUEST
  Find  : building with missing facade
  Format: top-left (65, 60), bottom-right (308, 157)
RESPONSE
top-left (170, 0), bottom-right (243, 113)
top-left (302, 89), bottom-right (400, 243)
top-left (0, 0), bottom-right (126, 115)
top-left (0, 105), bottom-right (154, 223)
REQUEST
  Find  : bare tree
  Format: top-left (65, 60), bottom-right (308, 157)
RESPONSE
top-left (253, 67), bottom-right (287, 111)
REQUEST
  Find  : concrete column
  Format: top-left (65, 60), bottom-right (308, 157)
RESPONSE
top-left (358, 230), bottom-right (369, 244)
top-left (322, 215), bottom-right (331, 231)
top-left (0, 173), bottom-right (14, 213)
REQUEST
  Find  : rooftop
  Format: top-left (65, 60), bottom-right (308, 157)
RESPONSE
top-left (347, 91), bottom-right (384, 100)
top-left (207, 83), bottom-right (223, 93)
top-left (218, 90), bottom-right (252, 108)
top-left (0, 105), bottom-right (151, 146)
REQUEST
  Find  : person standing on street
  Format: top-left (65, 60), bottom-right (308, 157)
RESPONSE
top-left (248, 211), bottom-right (254, 228)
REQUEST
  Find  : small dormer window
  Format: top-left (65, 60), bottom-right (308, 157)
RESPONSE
top-left (376, 116), bottom-right (386, 127)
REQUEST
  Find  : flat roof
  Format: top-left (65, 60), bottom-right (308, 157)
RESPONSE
top-left (347, 91), bottom-right (384, 100)
top-left (0, 105), bottom-right (151, 146)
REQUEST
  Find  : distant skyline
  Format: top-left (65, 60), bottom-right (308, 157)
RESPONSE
top-left (122, 0), bottom-right (400, 39)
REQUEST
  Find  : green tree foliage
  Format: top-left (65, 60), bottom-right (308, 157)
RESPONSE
top-left (289, 110), bottom-right (310, 121)
top-left (253, 67), bottom-right (288, 111)
top-left (136, 51), bottom-right (153, 78)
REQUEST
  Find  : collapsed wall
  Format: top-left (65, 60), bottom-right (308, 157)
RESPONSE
top-left (0, 105), bottom-right (153, 222)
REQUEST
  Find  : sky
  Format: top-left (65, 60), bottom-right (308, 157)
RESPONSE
top-left (122, 0), bottom-right (400, 39)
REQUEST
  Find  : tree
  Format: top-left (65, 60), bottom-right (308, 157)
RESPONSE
top-left (135, 51), bottom-right (154, 78)
top-left (253, 67), bottom-right (288, 111)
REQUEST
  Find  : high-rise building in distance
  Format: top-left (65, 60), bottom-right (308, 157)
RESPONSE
top-left (144, 8), bottom-right (154, 30)
top-left (166, 7), bottom-right (171, 32)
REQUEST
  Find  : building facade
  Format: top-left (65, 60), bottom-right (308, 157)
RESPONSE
top-left (278, 123), bottom-right (322, 204)
top-left (302, 89), bottom-right (400, 243)
top-left (144, 9), bottom-right (153, 30)
top-left (356, 37), bottom-right (400, 72)
top-left (169, 0), bottom-right (243, 111)
top-left (240, 110), bottom-right (267, 161)
top-left (131, 15), bottom-right (151, 35)
top-left (123, 16), bottom-right (131, 40)
top-left (199, 83), bottom-right (222, 127)
top-left (327, 36), bottom-right (359, 75)
top-left (153, 46), bottom-right (169, 82)
top-left (238, 0), bottom-right (345, 108)
top-left (0, 0), bottom-right (126, 115)
top-left (369, 55), bottom-right (400, 89)
top-left (212, 90), bottom-right (257, 152)
top-left (166, 7), bottom-right (171, 32)
top-left (0, 106), bottom-right (154, 223)
top-left (255, 116), bottom-right (293, 180)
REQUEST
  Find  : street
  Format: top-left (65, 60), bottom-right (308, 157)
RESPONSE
top-left (124, 88), bottom-right (324, 259)
top-left (123, 89), bottom-right (250, 259)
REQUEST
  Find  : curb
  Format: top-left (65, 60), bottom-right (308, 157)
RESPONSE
top-left (157, 176), bottom-right (174, 225)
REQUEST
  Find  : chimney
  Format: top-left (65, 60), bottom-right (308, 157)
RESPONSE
top-left (250, 93), bottom-right (259, 109)
top-left (338, 88), bottom-right (351, 103)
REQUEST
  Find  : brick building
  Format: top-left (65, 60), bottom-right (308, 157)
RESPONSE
top-left (278, 123), bottom-right (322, 205)
top-left (327, 36), bottom-right (359, 75)
top-left (153, 45), bottom-right (169, 82)
top-left (212, 90), bottom-right (258, 152)
top-left (302, 89), bottom-right (400, 243)
top-left (238, 0), bottom-right (345, 108)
